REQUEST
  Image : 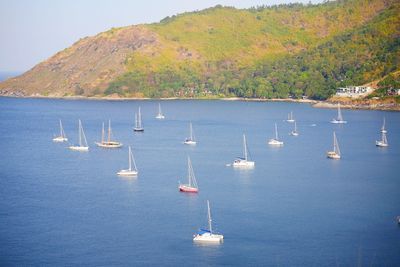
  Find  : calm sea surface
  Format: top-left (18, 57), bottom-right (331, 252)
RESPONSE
top-left (1, 98), bottom-right (399, 266)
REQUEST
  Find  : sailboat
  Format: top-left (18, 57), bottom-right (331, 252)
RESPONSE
top-left (376, 131), bottom-right (388, 147)
top-left (155, 103), bottom-right (165, 119)
top-left (133, 107), bottom-right (144, 132)
top-left (268, 123), bottom-right (284, 145)
top-left (193, 200), bottom-right (224, 243)
top-left (330, 103), bottom-right (347, 124)
top-left (233, 134), bottom-right (255, 168)
top-left (327, 131), bottom-right (341, 159)
top-left (381, 117), bottom-right (387, 133)
top-left (69, 119), bottom-right (89, 151)
top-left (95, 120), bottom-right (122, 148)
top-left (286, 111), bottom-right (295, 123)
top-left (289, 121), bottom-right (299, 136)
top-left (179, 157), bottom-right (199, 193)
top-left (53, 119), bottom-right (68, 142)
top-left (184, 122), bottom-right (196, 145)
top-left (117, 146), bottom-right (138, 176)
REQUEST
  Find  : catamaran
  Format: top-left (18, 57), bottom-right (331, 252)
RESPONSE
top-left (155, 103), bottom-right (165, 119)
top-left (179, 157), bottom-right (198, 193)
top-left (327, 131), bottom-right (341, 159)
top-left (95, 120), bottom-right (122, 148)
top-left (69, 119), bottom-right (89, 151)
top-left (193, 200), bottom-right (223, 243)
top-left (117, 146), bottom-right (138, 176)
top-left (286, 111), bottom-right (295, 123)
top-left (233, 134), bottom-right (255, 168)
top-left (381, 117), bottom-right (387, 133)
top-left (133, 107), bottom-right (144, 132)
top-left (184, 122), bottom-right (196, 145)
top-left (330, 103), bottom-right (347, 124)
top-left (376, 131), bottom-right (388, 147)
top-left (268, 123), bottom-right (284, 145)
top-left (289, 121), bottom-right (299, 136)
top-left (53, 119), bottom-right (68, 142)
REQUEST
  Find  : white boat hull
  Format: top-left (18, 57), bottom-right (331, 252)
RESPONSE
top-left (184, 140), bottom-right (196, 145)
top-left (95, 142), bottom-right (123, 148)
top-left (327, 151), bottom-right (340, 159)
top-left (268, 139), bottom-right (284, 145)
top-left (330, 120), bottom-right (347, 124)
top-left (193, 233), bottom-right (224, 242)
top-left (69, 146), bottom-right (89, 151)
top-left (233, 160), bottom-right (255, 168)
top-left (117, 169), bottom-right (138, 176)
top-left (376, 141), bottom-right (388, 147)
top-left (290, 131), bottom-right (299, 136)
top-left (53, 136), bottom-right (68, 142)
top-left (156, 115), bottom-right (165, 119)
top-left (286, 119), bottom-right (295, 123)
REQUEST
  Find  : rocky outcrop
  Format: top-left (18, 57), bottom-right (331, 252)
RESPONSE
top-left (0, 26), bottom-right (158, 96)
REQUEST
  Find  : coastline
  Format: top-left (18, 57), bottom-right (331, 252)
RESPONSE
top-left (1, 94), bottom-right (399, 111)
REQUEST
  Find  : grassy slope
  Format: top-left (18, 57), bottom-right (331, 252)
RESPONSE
top-left (106, 0), bottom-right (399, 98)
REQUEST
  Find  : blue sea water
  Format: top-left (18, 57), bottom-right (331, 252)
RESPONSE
top-left (0, 97), bottom-right (399, 266)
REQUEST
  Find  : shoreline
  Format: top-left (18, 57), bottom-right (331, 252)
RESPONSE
top-left (1, 94), bottom-right (399, 111)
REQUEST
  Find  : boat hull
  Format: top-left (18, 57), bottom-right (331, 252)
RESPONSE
top-left (133, 128), bottom-right (144, 132)
top-left (289, 131), bottom-right (299, 136)
top-left (286, 119), bottom-right (295, 123)
top-left (95, 142), bottom-right (123, 148)
top-left (184, 140), bottom-right (196, 145)
top-left (117, 169), bottom-right (138, 176)
top-left (268, 139), bottom-right (284, 145)
top-left (179, 184), bottom-right (198, 193)
top-left (233, 160), bottom-right (255, 168)
top-left (156, 115), bottom-right (165, 119)
top-left (376, 141), bottom-right (388, 147)
top-left (330, 120), bottom-right (347, 124)
top-left (327, 151), bottom-right (340, 159)
top-left (69, 146), bottom-right (89, 151)
top-left (53, 136), bottom-right (68, 142)
top-left (193, 233), bottom-right (224, 242)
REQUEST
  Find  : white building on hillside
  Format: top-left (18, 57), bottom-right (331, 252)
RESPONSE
top-left (336, 86), bottom-right (373, 98)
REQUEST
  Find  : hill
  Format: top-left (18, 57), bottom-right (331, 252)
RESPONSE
top-left (0, 0), bottom-right (399, 99)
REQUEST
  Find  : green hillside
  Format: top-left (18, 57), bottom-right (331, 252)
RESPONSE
top-left (105, 0), bottom-right (399, 99)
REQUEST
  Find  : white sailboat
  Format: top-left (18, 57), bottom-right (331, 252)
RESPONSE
top-left (95, 120), bottom-right (122, 148)
top-left (233, 134), bottom-right (255, 168)
top-left (193, 200), bottom-right (224, 243)
top-left (286, 111), bottom-right (295, 123)
top-left (155, 103), bottom-right (165, 119)
top-left (330, 103), bottom-right (347, 124)
top-left (179, 157), bottom-right (199, 193)
top-left (117, 146), bottom-right (138, 176)
top-left (69, 119), bottom-right (89, 151)
top-left (327, 131), bottom-right (341, 159)
top-left (133, 107), bottom-right (144, 132)
top-left (289, 121), bottom-right (299, 136)
top-left (184, 122), bottom-right (196, 145)
top-left (268, 123), bottom-right (284, 145)
top-left (376, 132), bottom-right (388, 147)
top-left (381, 117), bottom-right (387, 133)
top-left (53, 119), bottom-right (68, 142)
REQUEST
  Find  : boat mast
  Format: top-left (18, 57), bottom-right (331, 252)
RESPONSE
top-left (128, 146), bottom-right (132, 171)
top-left (138, 107), bottom-right (142, 128)
top-left (207, 200), bottom-right (213, 234)
top-left (333, 132), bottom-right (340, 155)
top-left (275, 123), bottom-right (279, 140)
top-left (78, 120), bottom-right (82, 146)
top-left (382, 117), bottom-right (386, 131)
top-left (294, 121), bottom-right (297, 132)
top-left (243, 134), bottom-right (248, 160)
top-left (101, 122), bottom-right (105, 143)
top-left (108, 120), bottom-right (111, 142)
top-left (187, 157), bottom-right (192, 186)
top-left (59, 120), bottom-right (63, 137)
top-left (382, 132), bottom-right (387, 144)
top-left (158, 103), bottom-right (162, 115)
top-left (189, 123), bottom-right (193, 140)
top-left (337, 103), bottom-right (343, 121)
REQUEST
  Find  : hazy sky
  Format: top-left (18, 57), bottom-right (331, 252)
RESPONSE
top-left (0, 0), bottom-right (321, 72)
